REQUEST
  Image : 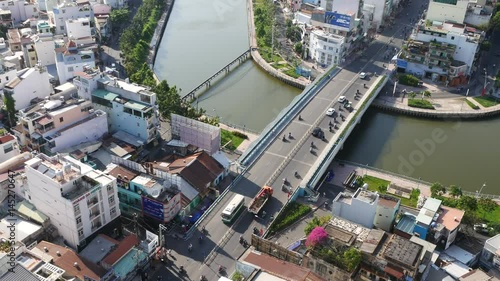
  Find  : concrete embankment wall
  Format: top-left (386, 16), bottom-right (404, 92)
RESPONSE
top-left (149, 0), bottom-right (176, 82)
top-left (372, 100), bottom-right (500, 119)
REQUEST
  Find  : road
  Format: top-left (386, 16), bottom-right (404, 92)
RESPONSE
top-left (163, 1), bottom-right (427, 280)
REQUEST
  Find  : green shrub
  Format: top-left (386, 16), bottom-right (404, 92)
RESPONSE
top-left (408, 98), bottom-right (435, 109)
top-left (231, 131), bottom-right (249, 140)
top-left (398, 74), bottom-right (420, 87)
top-left (270, 202), bottom-right (312, 234)
top-left (465, 99), bottom-right (480, 109)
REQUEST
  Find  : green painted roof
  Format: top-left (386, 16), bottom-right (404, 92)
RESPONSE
top-left (125, 100), bottom-right (150, 112)
top-left (92, 89), bottom-right (119, 101)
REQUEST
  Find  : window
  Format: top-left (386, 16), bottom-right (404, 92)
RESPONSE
top-left (108, 196), bottom-right (115, 205)
top-left (451, 36), bottom-right (455, 40)
top-left (62, 9), bottom-right (65, 13)
top-left (137, 122), bottom-right (139, 126)
top-left (110, 207), bottom-right (116, 215)
top-left (68, 66), bottom-right (74, 72)
top-left (123, 107), bottom-right (132, 114)
top-left (107, 185), bottom-right (113, 192)
top-left (59, 117), bottom-right (64, 122)
top-left (78, 229), bottom-right (84, 237)
top-left (60, 26), bottom-right (64, 31)
top-left (76, 216), bottom-right (82, 225)
top-left (3, 144), bottom-right (13, 154)
top-left (5, 76), bottom-right (8, 81)
top-left (74, 205), bottom-right (80, 213)
top-left (92, 95), bottom-right (112, 108)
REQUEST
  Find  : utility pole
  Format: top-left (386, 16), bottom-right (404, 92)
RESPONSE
top-left (271, 19), bottom-right (275, 55)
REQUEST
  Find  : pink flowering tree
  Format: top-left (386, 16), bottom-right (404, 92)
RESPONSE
top-left (305, 226), bottom-right (328, 248)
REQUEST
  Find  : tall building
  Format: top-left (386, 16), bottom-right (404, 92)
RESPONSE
top-left (24, 153), bottom-right (120, 249)
top-left (331, 188), bottom-right (379, 228)
top-left (55, 40), bottom-right (96, 83)
top-left (427, 0), bottom-right (469, 23)
top-left (3, 65), bottom-right (53, 111)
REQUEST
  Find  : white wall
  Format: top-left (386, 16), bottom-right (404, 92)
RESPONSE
top-left (56, 52), bottom-right (96, 83)
top-left (8, 68), bottom-right (53, 110)
top-left (0, 68), bottom-right (17, 91)
top-left (374, 204), bottom-right (397, 232)
top-left (0, 137), bottom-right (19, 164)
top-left (49, 111), bottom-right (108, 153)
top-left (66, 18), bottom-right (91, 40)
top-left (464, 13), bottom-right (491, 27)
top-left (34, 36), bottom-right (56, 66)
top-left (427, 0), bottom-right (468, 23)
top-left (0, 0), bottom-right (38, 24)
top-left (52, 5), bottom-right (93, 35)
top-left (332, 193), bottom-right (378, 228)
top-left (363, 0), bottom-right (384, 29)
top-left (331, 0), bottom-right (359, 15)
top-left (309, 30), bottom-right (345, 66)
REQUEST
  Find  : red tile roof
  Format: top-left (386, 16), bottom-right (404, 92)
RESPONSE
top-left (243, 250), bottom-right (326, 281)
top-left (0, 135), bottom-right (14, 144)
top-left (35, 241), bottom-right (107, 280)
top-left (102, 234), bottom-right (139, 266)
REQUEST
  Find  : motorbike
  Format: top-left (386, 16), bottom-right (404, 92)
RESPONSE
top-left (294, 171), bottom-right (299, 178)
top-left (188, 244), bottom-right (193, 252)
top-left (218, 265), bottom-right (226, 274)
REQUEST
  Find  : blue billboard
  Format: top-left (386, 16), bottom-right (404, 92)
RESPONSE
top-left (325, 12), bottom-right (351, 29)
top-left (397, 59), bottom-right (408, 68)
top-left (142, 197), bottom-right (164, 221)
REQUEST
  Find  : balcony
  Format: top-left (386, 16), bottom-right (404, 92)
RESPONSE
top-left (76, 220), bottom-right (82, 229)
top-left (91, 221), bottom-right (102, 232)
top-left (87, 197), bottom-right (98, 207)
top-left (89, 209), bottom-right (100, 220)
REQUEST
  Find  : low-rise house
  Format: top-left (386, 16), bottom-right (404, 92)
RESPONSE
top-left (55, 40), bottom-right (96, 83)
top-left (0, 130), bottom-right (19, 164)
top-left (34, 240), bottom-right (116, 281)
top-left (100, 234), bottom-right (148, 281)
top-left (480, 234), bottom-right (500, 275)
top-left (0, 215), bottom-right (44, 245)
top-left (3, 65), bottom-right (52, 111)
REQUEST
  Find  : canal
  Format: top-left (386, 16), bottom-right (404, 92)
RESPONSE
top-left (153, 0), bottom-right (500, 194)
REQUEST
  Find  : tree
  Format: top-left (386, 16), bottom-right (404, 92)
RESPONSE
top-left (422, 90), bottom-right (432, 100)
top-left (286, 25), bottom-right (302, 43)
top-left (304, 215), bottom-right (331, 235)
top-left (430, 182), bottom-right (446, 197)
top-left (3, 93), bottom-right (16, 128)
top-left (458, 195), bottom-right (478, 212)
top-left (408, 92), bottom-right (417, 99)
top-left (306, 227), bottom-right (328, 248)
top-left (490, 12), bottom-right (500, 30)
top-left (449, 185), bottom-right (463, 198)
top-left (154, 80), bottom-right (184, 120)
top-left (479, 198), bottom-right (497, 213)
top-left (481, 41), bottom-right (491, 51)
top-left (294, 42), bottom-right (303, 55)
top-left (110, 9), bottom-right (130, 26)
top-left (342, 248), bottom-right (362, 272)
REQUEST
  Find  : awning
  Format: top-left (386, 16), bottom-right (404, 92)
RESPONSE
top-left (37, 116), bottom-right (53, 126)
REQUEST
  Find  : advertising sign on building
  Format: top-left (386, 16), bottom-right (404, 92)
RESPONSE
top-left (325, 12), bottom-right (351, 29)
top-left (142, 197), bottom-right (164, 221)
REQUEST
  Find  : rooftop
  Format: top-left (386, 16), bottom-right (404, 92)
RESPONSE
top-left (14, 201), bottom-right (49, 225)
top-left (35, 241), bottom-right (107, 281)
top-left (105, 164), bottom-right (139, 183)
top-left (79, 234), bottom-right (119, 264)
top-left (0, 215), bottom-right (41, 243)
top-left (460, 269), bottom-right (500, 281)
top-left (329, 216), bottom-right (370, 243)
top-left (0, 134), bottom-right (14, 144)
top-left (102, 234), bottom-right (139, 266)
top-left (324, 224), bottom-right (356, 246)
top-left (383, 235), bottom-right (423, 269)
top-left (241, 250), bottom-right (324, 281)
top-left (25, 154), bottom-right (84, 184)
top-left (0, 264), bottom-right (39, 281)
top-left (436, 205), bottom-right (464, 231)
top-left (353, 188), bottom-right (378, 204)
top-left (113, 248), bottom-right (148, 280)
top-left (378, 194), bottom-right (400, 208)
top-left (359, 229), bottom-right (386, 255)
top-left (131, 174), bottom-right (161, 189)
top-left (444, 245), bottom-right (476, 265)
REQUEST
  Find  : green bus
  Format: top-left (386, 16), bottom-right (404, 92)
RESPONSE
top-left (221, 194), bottom-right (245, 224)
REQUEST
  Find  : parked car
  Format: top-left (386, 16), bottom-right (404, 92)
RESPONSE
top-left (338, 96), bottom-right (346, 103)
top-left (359, 72), bottom-right (367, 79)
top-left (312, 127), bottom-right (324, 139)
top-left (326, 108), bottom-right (335, 116)
top-left (344, 101), bottom-right (352, 111)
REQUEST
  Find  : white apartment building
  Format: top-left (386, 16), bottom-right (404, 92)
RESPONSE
top-left (309, 29), bottom-right (346, 66)
top-left (3, 66), bottom-right (52, 111)
top-left (50, 2), bottom-right (93, 35)
top-left (24, 153), bottom-right (121, 249)
top-left (0, 131), bottom-right (19, 164)
top-left (33, 33), bottom-right (56, 66)
top-left (0, 0), bottom-right (38, 25)
top-left (103, 0), bottom-right (125, 9)
top-left (427, 0), bottom-right (469, 23)
top-left (0, 58), bottom-right (17, 90)
top-left (363, 0), bottom-right (393, 29)
top-left (400, 20), bottom-right (482, 84)
top-left (331, 188), bottom-right (379, 228)
top-left (73, 67), bottom-right (104, 100)
top-left (66, 17), bottom-right (94, 45)
top-left (55, 40), bottom-right (96, 83)
top-left (43, 109), bottom-right (107, 154)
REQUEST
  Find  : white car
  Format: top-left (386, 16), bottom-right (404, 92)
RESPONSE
top-left (359, 72), bottom-right (367, 79)
top-left (338, 96), bottom-right (346, 103)
top-left (326, 108), bottom-right (335, 116)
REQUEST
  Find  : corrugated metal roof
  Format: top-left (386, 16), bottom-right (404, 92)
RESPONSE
top-left (0, 264), bottom-right (39, 281)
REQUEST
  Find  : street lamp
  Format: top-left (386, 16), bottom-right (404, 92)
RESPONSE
top-left (482, 68), bottom-right (488, 96)
top-left (476, 183), bottom-right (486, 198)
